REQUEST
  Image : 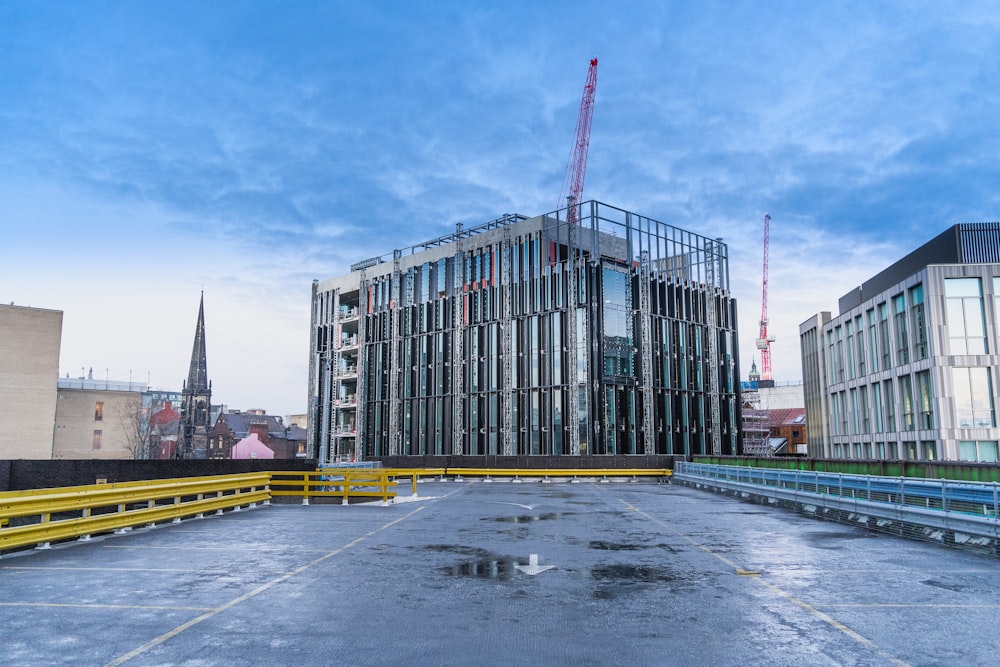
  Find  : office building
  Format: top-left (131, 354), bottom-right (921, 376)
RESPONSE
top-left (800, 223), bottom-right (1000, 461)
top-left (309, 201), bottom-right (741, 464)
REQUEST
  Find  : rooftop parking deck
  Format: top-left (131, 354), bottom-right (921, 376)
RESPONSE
top-left (2, 479), bottom-right (1000, 666)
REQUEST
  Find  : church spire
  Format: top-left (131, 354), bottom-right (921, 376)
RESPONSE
top-left (177, 292), bottom-right (212, 459)
top-left (186, 291), bottom-right (209, 393)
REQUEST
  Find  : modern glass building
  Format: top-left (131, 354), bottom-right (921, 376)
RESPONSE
top-left (309, 201), bottom-right (741, 464)
top-left (800, 223), bottom-right (1000, 461)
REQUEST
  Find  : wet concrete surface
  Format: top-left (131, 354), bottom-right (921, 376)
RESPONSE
top-left (2, 480), bottom-right (999, 666)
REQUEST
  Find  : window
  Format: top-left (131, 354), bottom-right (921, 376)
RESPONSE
top-left (845, 320), bottom-right (855, 380)
top-left (924, 441), bottom-right (937, 460)
top-left (873, 382), bottom-right (884, 432)
top-left (92, 430), bottom-right (102, 450)
top-left (893, 294), bottom-right (909, 365)
top-left (860, 385), bottom-right (870, 433)
top-left (910, 284), bottom-right (928, 360)
top-left (855, 315), bottom-right (866, 375)
top-left (916, 370), bottom-right (933, 429)
top-left (959, 440), bottom-right (999, 462)
top-left (867, 309), bottom-right (878, 373)
top-left (945, 277), bottom-right (987, 354)
top-left (878, 303), bottom-right (891, 369)
top-left (899, 375), bottom-right (915, 431)
top-left (884, 380), bottom-right (896, 431)
top-left (94, 401), bottom-right (104, 421)
top-left (952, 367), bottom-right (996, 428)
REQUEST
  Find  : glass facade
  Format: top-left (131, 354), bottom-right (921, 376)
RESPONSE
top-left (311, 203), bottom-right (740, 462)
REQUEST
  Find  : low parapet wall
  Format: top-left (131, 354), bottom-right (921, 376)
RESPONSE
top-left (0, 459), bottom-right (318, 492)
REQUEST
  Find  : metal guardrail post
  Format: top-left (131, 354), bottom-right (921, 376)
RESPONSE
top-left (941, 479), bottom-right (948, 512)
top-left (900, 477), bottom-right (906, 507)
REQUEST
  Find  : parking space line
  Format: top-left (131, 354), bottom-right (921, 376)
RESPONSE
top-left (0, 602), bottom-right (214, 611)
top-left (104, 505), bottom-right (427, 667)
top-left (613, 495), bottom-right (911, 667)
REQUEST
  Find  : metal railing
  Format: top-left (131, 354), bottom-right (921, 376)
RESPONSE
top-left (676, 461), bottom-right (1000, 547)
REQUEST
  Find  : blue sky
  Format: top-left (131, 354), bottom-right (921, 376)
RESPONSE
top-left (2, 1), bottom-right (998, 417)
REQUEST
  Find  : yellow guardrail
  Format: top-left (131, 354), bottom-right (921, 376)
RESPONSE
top-left (445, 468), bottom-right (672, 480)
top-left (269, 469), bottom-right (400, 505)
top-left (0, 473), bottom-right (271, 554)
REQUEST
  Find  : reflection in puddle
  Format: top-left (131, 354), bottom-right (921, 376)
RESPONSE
top-left (591, 564), bottom-right (678, 583)
top-left (589, 540), bottom-right (643, 551)
top-left (443, 555), bottom-right (516, 580)
top-left (485, 513), bottom-right (560, 523)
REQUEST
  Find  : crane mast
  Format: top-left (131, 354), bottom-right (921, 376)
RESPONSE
top-left (755, 212), bottom-right (775, 380)
top-left (559, 58), bottom-right (598, 223)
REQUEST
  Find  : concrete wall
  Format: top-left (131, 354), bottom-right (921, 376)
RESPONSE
top-left (53, 388), bottom-right (143, 459)
top-left (0, 305), bottom-right (62, 459)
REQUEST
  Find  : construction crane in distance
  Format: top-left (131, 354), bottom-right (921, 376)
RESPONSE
top-left (559, 57), bottom-right (598, 225)
top-left (756, 212), bottom-right (775, 381)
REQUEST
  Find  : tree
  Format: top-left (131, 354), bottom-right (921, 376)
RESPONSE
top-left (116, 395), bottom-right (152, 459)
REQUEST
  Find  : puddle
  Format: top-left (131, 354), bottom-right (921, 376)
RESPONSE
top-left (485, 513), bottom-right (560, 523)
top-left (923, 579), bottom-right (969, 592)
top-left (800, 530), bottom-right (875, 550)
top-left (421, 544), bottom-right (494, 558)
top-left (589, 540), bottom-right (643, 551)
top-left (443, 555), bottom-right (517, 580)
top-left (591, 564), bottom-right (679, 583)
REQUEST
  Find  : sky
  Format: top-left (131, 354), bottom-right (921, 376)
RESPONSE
top-left (2, 1), bottom-right (999, 417)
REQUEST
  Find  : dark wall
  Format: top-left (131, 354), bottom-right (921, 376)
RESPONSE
top-left (0, 458), bottom-right (318, 492)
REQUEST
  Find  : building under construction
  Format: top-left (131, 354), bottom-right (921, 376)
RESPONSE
top-left (308, 201), bottom-right (742, 465)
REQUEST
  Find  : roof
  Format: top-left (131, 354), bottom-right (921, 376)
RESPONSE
top-left (215, 412), bottom-right (287, 437)
top-left (150, 403), bottom-right (181, 426)
top-left (767, 407), bottom-right (806, 427)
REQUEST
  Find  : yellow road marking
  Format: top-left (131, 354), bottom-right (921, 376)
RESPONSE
top-left (613, 496), bottom-right (911, 667)
top-left (105, 506), bottom-right (426, 667)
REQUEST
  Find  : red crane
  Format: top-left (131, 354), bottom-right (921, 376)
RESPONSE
top-left (559, 57), bottom-right (598, 224)
top-left (756, 212), bottom-right (775, 380)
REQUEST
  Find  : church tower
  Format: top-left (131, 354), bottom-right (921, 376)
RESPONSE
top-left (177, 293), bottom-right (212, 459)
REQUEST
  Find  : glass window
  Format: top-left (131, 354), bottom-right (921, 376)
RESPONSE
top-left (878, 303), bottom-right (891, 369)
top-left (884, 380), bottom-right (896, 431)
top-left (945, 277), bottom-right (987, 354)
top-left (867, 309), bottom-right (879, 373)
top-left (916, 370), bottom-right (933, 430)
top-left (601, 266), bottom-right (634, 377)
top-left (94, 401), bottom-right (104, 421)
top-left (872, 382), bottom-right (884, 432)
top-left (899, 375), bottom-right (914, 431)
top-left (924, 441), bottom-right (937, 460)
top-left (92, 429), bottom-right (102, 450)
top-left (845, 320), bottom-right (855, 380)
top-left (952, 367), bottom-right (996, 428)
top-left (910, 285), bottom-right (928, 360)
top-left (893, 294), bottom-right (909, 365)
top-left (959, 440), bottom-right (998, 462)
